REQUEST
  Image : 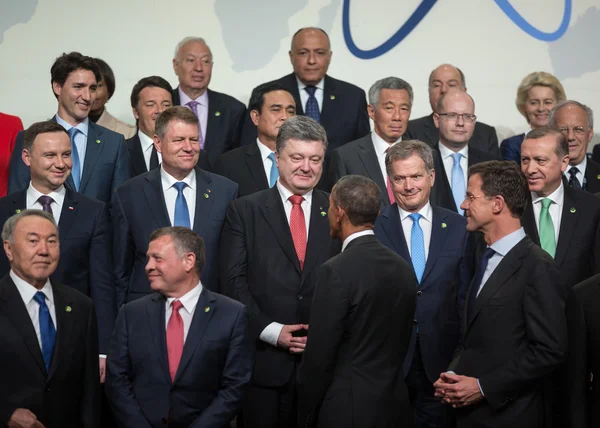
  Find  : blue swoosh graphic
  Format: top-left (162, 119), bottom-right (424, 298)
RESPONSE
top-left (494, 0), bottom-right (571, 42)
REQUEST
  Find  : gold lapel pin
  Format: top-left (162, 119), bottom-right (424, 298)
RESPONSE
top-left (96, 139), bottom-right (101, 144)
top-left (215, 111), bottom-right (221, 116)
top-left (330, 95), bottom-right (335, 100)
top-left (596, 174), bottom-right (600, 180)
top-left (15, 209), bottom-right (21, 214)
top-left (205, 306), bottom-right (210, 313)
top-left (570, 207), bottom-right (576, 213)
top-left (321, 211), bottom-right (326, 216)
top-left (204, 193), bottom-right (209, 199)
top-left (441, 222), bottom-right (447, 228)
top-left (65, 306), bottom-right (72, 312)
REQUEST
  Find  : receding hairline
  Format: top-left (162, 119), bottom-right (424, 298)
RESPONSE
top-left (174, 37), bottom-right (212, 60)
top-left (290, 27), bottom-right (331, 51)
top-left (429, 64), bottom-right (465, 87)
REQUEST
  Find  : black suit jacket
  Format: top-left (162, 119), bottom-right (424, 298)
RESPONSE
top-left (172, 88), bottom-right (246, 172)
top-left (220, 186), bottom-right (341, 387)
top-left (212, 142), bottom-right (269, 197)
top-left (111, 167), bottom-right (238, 306)
top-left (450, 237), bottom-right (568, 427)
top-left (521, 185), bottom-right (600, 287)
top-left (0, 189), bottom-right (115, 354)
top-left (583, 158), bottom-right (600, 193)
top-left (126, 133), bottom-right (154, 177)
top-left (406, 114), bottom-right (500, 157)
top-left (0, 276), bottom-right (100, 428)
top-left (297, 235), bottom-right (416, 428)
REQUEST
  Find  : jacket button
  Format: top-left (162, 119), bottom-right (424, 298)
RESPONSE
top-left (417, 290), bottom-right (423, 297)
top-left (413, 319), bottom-right (418, 325)
top-left (298, 295), bottom-right (303, 300)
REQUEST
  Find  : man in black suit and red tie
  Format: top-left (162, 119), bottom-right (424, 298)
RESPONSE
top-left (221, 115), bottom-right (341, 427)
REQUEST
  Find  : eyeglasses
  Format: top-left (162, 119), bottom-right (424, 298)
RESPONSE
top-left (438, 113), bottom-right (477, 123)
top-left (463, 194), bottom-right (488, 203)
top-left (557, 126), bottom-right (587, 136)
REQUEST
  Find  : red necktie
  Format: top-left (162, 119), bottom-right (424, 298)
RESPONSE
top-left (289, 195), bottom-right (307, 269)
top-left (385, 147), bottom-right (395, 204)
top-left (166, 300), bottom-right (184, 381)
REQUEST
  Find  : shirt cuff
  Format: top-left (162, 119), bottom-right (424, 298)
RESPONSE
top-left (99, 354), bottom-right (107, 359)
top-left (259, 322), bottom-right (284, 347)
top-left (477, 379), bottom-right (485, 397)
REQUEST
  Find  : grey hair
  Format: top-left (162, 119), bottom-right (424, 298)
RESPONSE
top-left (276, 115), bottom-right (328, 153)
top-left (549, 100), bottom-right (594, 129)
top-left (2, 209), bottom-right (57, 243)
top-left (173, 37), bottom-right (212, 60)
top-left (385, 140), bottom-right (434, 177)
top-left (368, 77), bottom-right (414, 107)
top-left (149, 227), bottom-right (205, 276)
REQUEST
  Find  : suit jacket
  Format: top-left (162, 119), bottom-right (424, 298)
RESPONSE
top-left (212, 142), bottom-right (269, 197)
top-left (8, 119), bottom-right (131, 204)
top-left (96, 109), bottom-right (136, 139)
top-left (220, 186), bottom-right (341, 387)
top-left (111, 167), bottom-right (237, 306)
top-left (326, 134), bottom-right (388, 202)
top-left (500, 133), bottom-right (525, 164)
top-left (0, 276), bottom-right (101, 428)
top-left (172, 88), bottom-right (246, 172)
top-left (126, 133), bottom-right (157, 178)
top-left (406, 114), bottom-right (500, 157)
top-left (430, 146), bottom-right (500, 213)
top-left (105, 289), bottom-right (253, 428)
top-left (592, 144), bottom-right (600, 164)
top-left (521, 185), bottom-right (600, 287)
top-left (0, 189), bottom-right (115, 353)
top-left (374, 203), bottom-right (471, 382)
top-left (297, 235), bottom-right (416, 428)
top-left (583, 158), bottom-right (600, 194)
top-left (239, 73), bottom-right (370, 154)
top-left (0, 112), bottom-right (23, 197)
top-left (450, 237), bottom-right (568, 428)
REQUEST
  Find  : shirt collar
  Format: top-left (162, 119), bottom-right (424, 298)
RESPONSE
top-left (531, 181), bottom-right (564, 206)
top-left (27, 182), bottom-right (66, 207)
top-left (161, 165), bottom-right (196, 192)
top-left (138, 130), bottom-right (155, 152)
top-left (55, 114), bottom-right (89, 137)
top-left (438, 142), bottom-right (468, 160)
top-left (10, 270), bottom-right (54, 306)
top-left (566, 157), bottom-right (587, 175)
top-left (341, 230), bottom-right (375, 252)
top-left (489, 227), bottom-right (526, 257)
top-left (296, 76), bottom-right (325, 91)
top-left (166, 282), bottom-right (203, 313)
top-left (276, 180), bottom-right (313, 207)
top-left (179, 87), bottom-right (209, 106)
top-left (256, 138), bottom-right (275, 162)
top-left (371, 131), bottom-right (401, 156)
top-left (398, 201), bottom-right (433, 223)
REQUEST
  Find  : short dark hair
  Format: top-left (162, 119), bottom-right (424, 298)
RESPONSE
top-left (51, 52), bottom-right (101, 94)
top-left (332, 175), bottom-right (381, 226)
top-left (468, 161), bottom-right (529, 217)
top-left (276, 115), bottom-right (327, 153)
top-left (248, 82), bottom-right (292, 114)
top-left (23, 121), bottom-right (68, 152)
top-left (149, 227), bottom-right (205, 276)
top-left (130, 76), bottom-right (174, 109)
top-left (94, 58), bottom-right (116, 99)
top-left (523, 126), bottom-right (568, 158)
top-left (155, 106), bottom-right (198, 140)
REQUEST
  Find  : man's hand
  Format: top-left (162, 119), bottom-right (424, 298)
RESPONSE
top-left (99, 358), bottom-right (106, 383)
top-left (7, 409), bottom-right (45, 428)
top-left (277, 324), bottom-right (308, 354)
top-left (433, 372), bottom-right (483, 408)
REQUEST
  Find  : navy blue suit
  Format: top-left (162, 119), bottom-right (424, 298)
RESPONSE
top-left (500, 133), bottom-right (525, 164)
top-left (8, 120), bottom-right (131, 204)
top-left (111, 167), bottom-right (237, 306)
top-left (105, 289), bottom-right (253, 428)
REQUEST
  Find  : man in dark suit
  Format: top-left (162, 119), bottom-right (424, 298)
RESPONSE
top-left (0, 209), bottom-right (101, 427)
top-left (548, 100), bottom-right (600, 193)
top-left (327, 76), bottom-right (412, 202)
top-left (429, 89), bottom-right (500, 213)
top-left (171, 37), bottom-right (246, 172)
top-left (520, 127), bottom-right (600, 287)
top-left (374, 140), bottom-right (470, 428)
top-left (434, 160), bottom-right (568, 427)
top-left (127, 76), bottom-right (174, 177)
top-left (8, 52), bottom-right (130, 204)
top-left (297, 175), bottom-right (416, 428)
top-left (406, 64), bottom-right (499, 157)
top-left (112, 107), bottom-right (237, 306)
top-left (213, 82), bottom-right (296, 197)
top-left (0, 121), bottom-right (114, 379)
top-left (240, 27), bottom-right (370, 155)
top-left (221, 116), bottom-right (341, 427)
top-left (105, 227), bottom-right (252, 427)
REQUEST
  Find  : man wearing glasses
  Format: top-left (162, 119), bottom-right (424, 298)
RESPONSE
top-left (429, 89), bottom-right (500, 214)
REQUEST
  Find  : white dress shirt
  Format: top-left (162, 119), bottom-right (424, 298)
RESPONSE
top-left (179, 88), bottom-right (208, 142)
top-left (438, 142), bottom-right (468, 190)
top-left (341, 230), bottom-right (375, 252)
top-left (165, 282), bottom-right (203, 342)
top-left (11, 270), bottom-right (56, 350)
top-left (256, 138), bottom-right (276, 183)
top-left (297, 76), bottom-right (324, 113)
top-left (531, 182), bottom-right (564, 244)
top-left (161, 166), bottom-right (197, 227)
top-left (26, 183), bottom-right (66, 223)
top-left (371, 131), bottom-right (401, 182)
top-left (565, 157), bottom-right (587, 189)
top-left (55, 114), bottom-right (89, 168)
top-left (398, 202), bottom-right (433, 260)
top-left (139, 130), bottom-right (162, 171)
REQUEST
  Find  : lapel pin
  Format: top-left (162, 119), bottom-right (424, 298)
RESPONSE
top-left (15, 209), bottom-right (21, 214)
top-left (441, 222), bottom-right (447, 228)
top-left (321, 211), bottom-right (326, 216)
top-left (65, 306), bottom-right (72, 312)
top-left (215, 111), bottom-right (221, 117)
top-left (205, 306), bottom-right (210, 312)
top-left (68, 206), bottom-right (74, 211)
top-left (330, 95), bottom-right (335, 100)
top-left (204, 193), bottom-right (209, 199)
top-left (570, 207), bottom-right (576, 213)
top-left (596, 174), bottom-right (600, 180)
top-left (95, 139), bottom-right (101, 144)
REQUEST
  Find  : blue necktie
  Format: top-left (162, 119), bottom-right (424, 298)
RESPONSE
top-left (304, 86), bottom-right (321, 123)
top-left (173, 182), bottom-right (190, 228)
top-left (68, 127), bottom-right (81, 191)
top-left (467, 247), bottom-right (496, 320)
top-left (33, 291), bottom-right (56, 371)
top-left (408, 213), bottom-right (426, 283)
top-left (451, 153), bottom-right (465, 214)
top-left (267, 152), bottom-right (279, 188)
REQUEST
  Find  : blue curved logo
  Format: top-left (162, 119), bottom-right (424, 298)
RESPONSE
top-left (343, 0), bottom-right (572, 60)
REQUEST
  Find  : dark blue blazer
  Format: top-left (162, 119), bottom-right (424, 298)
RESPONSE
top-left (8, 119), bottom-right (131, 204)
top-left (0, 188), bottom-right (115, 354)
top-left (105, 289), bottom-right (253, 428)
top-left (500, 133), bottom-right (525, 164)
top-left (374, 203), bottom-right (471, 383)
top-left (111, 167), bottom-right (238, 306)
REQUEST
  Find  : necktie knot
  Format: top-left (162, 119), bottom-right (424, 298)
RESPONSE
top-left (33, 291), bottom-right (47, 306)
top-left (569, 167), bottom-right (579, 176)
top-left (451, 152), bottom-right (462, 165)
top-left (268, 152), bottom-right (276, 163)
top-left (173, 182), bottom-right (187, 193)
top-left (304, 85), bottom-right (317, 96)
top-left (67, 127), bottom-right (80, 140)
top-left (289, 194), bottom-right (304, 205)
top-left (171, 299), bottom-right (183, 312)
top-left (541, 198), bottom-right (553, 210)
top-left (482, 247), bottom-right (496, 262)
top-left (186, 101), bottom-right (199, 116)
top-left (38, 195), bottom-right (54, 214)
top-left (408, 213), bottom-right (422, 223)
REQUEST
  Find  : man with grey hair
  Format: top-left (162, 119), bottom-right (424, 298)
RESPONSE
top-left (328, 76), bottom-right (413, 204)
top-left (0, 209), bottom-right (101, 427)
top-left (171, 37), bottom-right (246, 171)
top-left (549, 100), bottom-right (600, 193)
top-left (222, 115), bottom-right (341, 427)
top-left (374, 140), bottom-right (472, 428)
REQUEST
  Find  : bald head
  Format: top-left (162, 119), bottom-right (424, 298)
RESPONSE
top-left (433, 89), bottom-right (477, 151)
top-left (428, 64), bottom-right (466, 113)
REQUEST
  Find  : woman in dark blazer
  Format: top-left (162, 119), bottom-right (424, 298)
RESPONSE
top-left (501, 72), bottom-right (566, 163)
top-left (0, 112), bottom-right (23, 197)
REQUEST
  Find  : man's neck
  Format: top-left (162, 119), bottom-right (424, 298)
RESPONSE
top-left (164, 276), bottom-right (199, 299)
top-left (31, 181), bottom-right (62, 196)
top-left (57, 109), bottom-right (85, 128)
top-left (533, 182), bottom-right (561, 198)
top-left (181, 85), bottom-right (207, 101)
top-left (258, 136), bottom-right (276, 152)
top-left (339, 224), bottom-right (373, 243)
top-left (440, 140), bottom-right (467, 153)
top-left (482, 219), bottom-right (521, 246)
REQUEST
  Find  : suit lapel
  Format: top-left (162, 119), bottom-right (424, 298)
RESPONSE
top-left (51, 116), bottom-right (76, 190)
top-left (47, 284), bottom-right (75, 380)
top-left (57, 189), bottom-right (79, 242)
top-left (379, 205), bottom-right (411, 262)
top-left (421, 207), bottom-right (450, 285)
top-left (129, 135), bottom-right (148, 176)
top-left (357, 136), bottom-right (387, 197)
top-left (555, 188), bottom-right (578, 267)
top-left (245, 143), bottom-right (269, 190)
top-left (9, 191), bottom-right (26, 215)
top-left (192, 168), bottom-right (215, 236)
top-left (80, 123), bottom-right (105, 193)
top-left (521, 200), bottom-right (540, 245)
top-left (143, 169), bottom-right (171, 227)
top-left (301, 190), bottom-right (330, 282)
top-left (205, 90), bottom-right (221, 149)
top-left (283, 74), bottom-right (303, 115)
top-left (422, 114), bottom-right (440, 146)
top-left (146, 293), bottom-right (171, 384)
top-left (320, 75), bottom-right (336, 132)
top-left (584, 160), bottom-right (600, 193)
top-left (431, 148), bottom-right (456, 213)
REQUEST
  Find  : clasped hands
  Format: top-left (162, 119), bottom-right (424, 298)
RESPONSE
top-left (433, 372), bottom-right (483, 408)
top-left (277, 324), bottom-right (308, 354)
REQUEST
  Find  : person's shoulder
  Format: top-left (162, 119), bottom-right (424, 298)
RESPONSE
top-left (501, 133), bottom-right (525, 145)
top-left (474, 120), bottom-right (496, 133)
top-left (408, 115), bottom-right (431, 128)
top-left (200, 168), bottom-right (238, 192)
top-left (91, 121), bottom-right (125, 141)
top-left (0, 112), bottom-right (23, 130)
top-left (433, 205), bottom-right (467, 226)
top-left (334, 135), bottom-right (369, 155)
top-left (53, 282), bottom-right (94, 308)
top-left (208, 89), bottom-right (245, 110)
top-left (210, 290), bottom-right (245, 312)
top-left (325, 74), bottom-right (364, 94)
top-left (216, 145), bottom-right (250, 163)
